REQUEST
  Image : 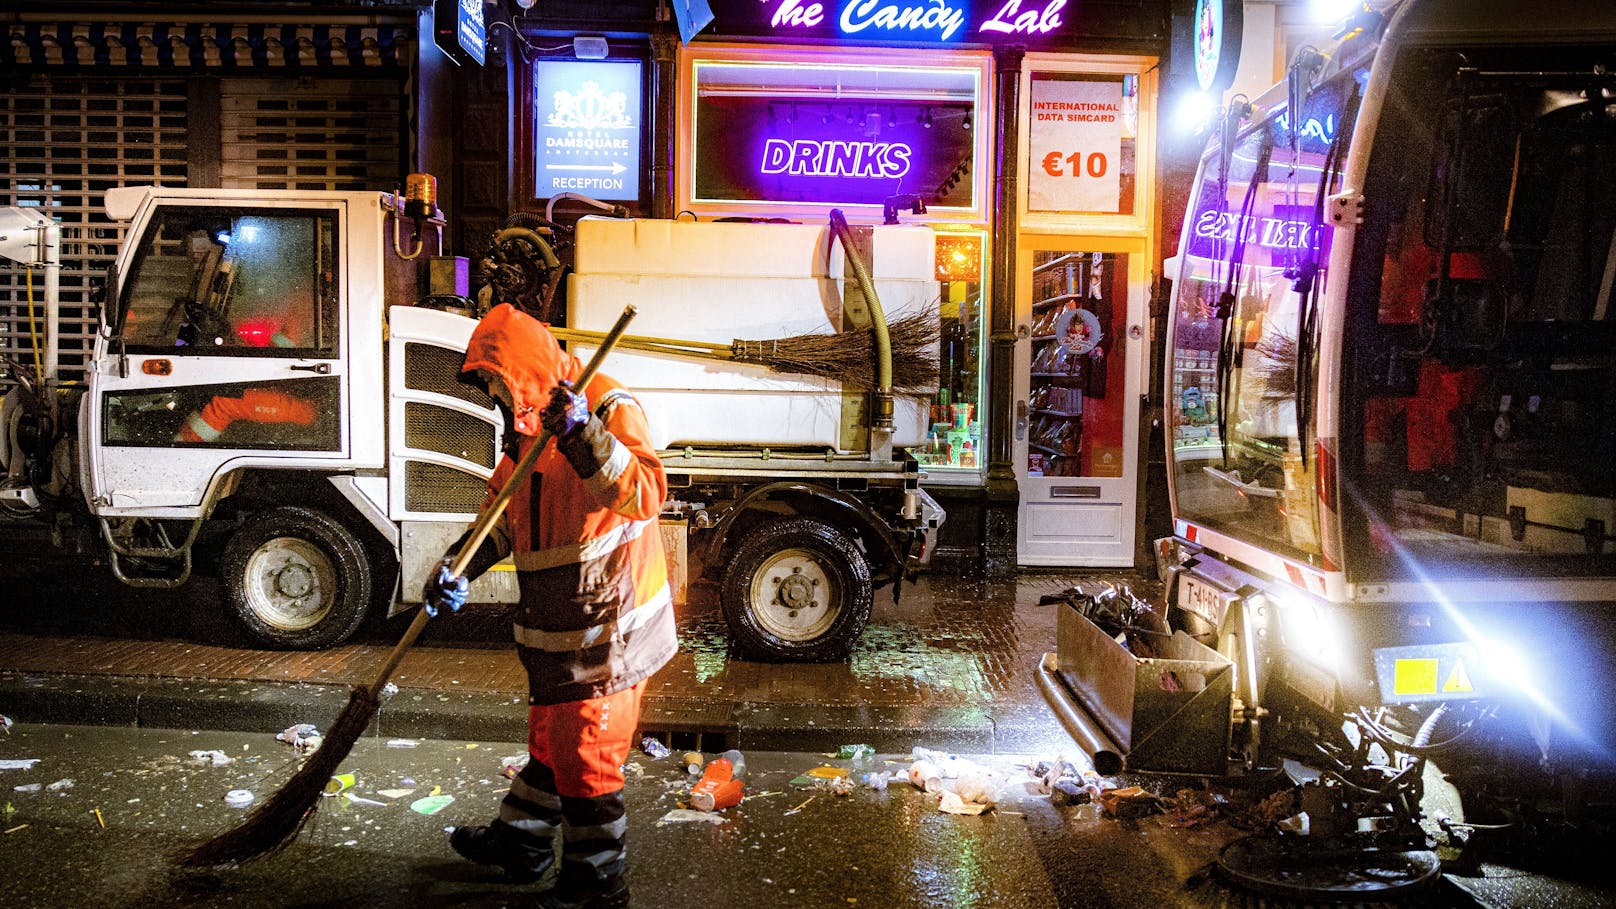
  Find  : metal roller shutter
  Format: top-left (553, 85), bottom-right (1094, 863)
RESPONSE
top-left (219, 76), bottom-right (402, 192)
top-left (0, 75), bottom-right (188, 386)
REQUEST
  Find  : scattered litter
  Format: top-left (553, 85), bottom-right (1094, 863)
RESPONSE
top-left (657, 809), bottom-right (726, 826)
top-left (640, 738), bottom-right (671, 760)
top-left (835, 744), bottom-right (875, 764)
top-left (954, 773), bottom-right (997, 806)
top-left (225, 789), bottom-right (254, 808)
top-left (1168, 788), bottom-right (1223, 827)
top-left (938, 791), bottom-right (991, 816)
top-left (381, 682), bottom-right (399, 698)
top-left (783, 796), bottom-right (815, 816)
top-left (93, 807), bottom-right (105, 829)
top-left (188, 750), bottom-right (233, 767)
top-left (907, 761), bottom-right (942, 793)
top-left (13, 784), bottom-right (41, 793)
top-left (385, 739), bottom-right (419, 749)
top-left (826, 776), bottom-right (856, 797)
top-left (500, 755), bottom-right (529, 780)
top-left (276, 723), bottom-right (322, 755)
top-left (690, 756), bottom-right (744, 811)
top-left (323, 773), bottom-right (356, 797)
top-left (0, 759), bottom-right (40, 771)
top-left (862, 772), bottom-right (888, 791)
top-left (46, 779), bottom-right (74, 792)
top-left (4, 824), bottom-right (26, 834)
top-left (378, 788), bottom-right (416, 799)
top-left (464, 744), bottom-right (479, 750)
top-left (1051, 780), bottom-right (1096, 806)
top-left (1277, 812), bottom-right (1310, 835)
top-left (0, 715), bottom-right (12, 734)
top-left (1098, 785), bottom-right (1160, 819)
top-left (682, 752), bottom-right (705, 775)
top-left (410, 794), bottom-right (455, 816)
top-left (789, 766), bottom-right (850, 788)
top-left (345, 792), bottom-right (388, 807)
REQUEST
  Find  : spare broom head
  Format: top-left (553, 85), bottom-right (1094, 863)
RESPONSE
top-left (177, 687), bottom-right (380, 868)
top-left (729, 310), bottom-right (941, 394)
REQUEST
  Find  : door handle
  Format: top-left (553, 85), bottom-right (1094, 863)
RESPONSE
top-left (1015, 399), bottom-right (1028, 441)
top-left (289, 363), bottom-right (331, 374)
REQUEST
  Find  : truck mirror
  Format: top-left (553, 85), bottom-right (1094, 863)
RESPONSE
top-left (1424, 97), bottom-right (1516, 252)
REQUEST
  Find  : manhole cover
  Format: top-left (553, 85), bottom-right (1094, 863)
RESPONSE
top-left (1217, 835), bottom-right (1441, 901)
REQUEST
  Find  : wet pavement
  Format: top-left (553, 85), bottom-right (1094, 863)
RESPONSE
top-left (0, 565), bottom-right (1151, 753)
top-left (0, 721), bottom-right (1556, 909)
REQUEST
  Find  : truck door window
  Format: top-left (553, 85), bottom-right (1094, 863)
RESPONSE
top-left (120, 208), bottom-right (338, 356)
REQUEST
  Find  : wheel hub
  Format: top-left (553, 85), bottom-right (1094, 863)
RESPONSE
top-left (274, 562), bottom-right (314, 599)
top-left (776, 570), bottom-right (818, 610)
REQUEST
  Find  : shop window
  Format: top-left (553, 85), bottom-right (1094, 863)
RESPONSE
top-left (119, 207), bottom-right (338, 356)
top-left (689, 59), bottom-right (983, 213)
top-left (916, 230), bottom-right (986, 473)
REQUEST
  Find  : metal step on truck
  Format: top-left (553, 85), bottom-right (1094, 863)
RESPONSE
top-left (0, 180), bottom-right (942, 659)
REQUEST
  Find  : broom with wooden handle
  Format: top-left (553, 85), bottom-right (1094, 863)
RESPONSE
top-left (180, 304), bottom-right (638, 868)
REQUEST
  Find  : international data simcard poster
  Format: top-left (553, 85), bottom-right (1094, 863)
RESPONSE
top-left (1027, 76), bottom-right (1123, 214)
top-left (534, 60), bottom-right (643, 202)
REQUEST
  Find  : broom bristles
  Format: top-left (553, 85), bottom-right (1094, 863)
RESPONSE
top-left (178, 688), bottom-right (380, 868)
top-left (730, 312), bottom-right (941, 394)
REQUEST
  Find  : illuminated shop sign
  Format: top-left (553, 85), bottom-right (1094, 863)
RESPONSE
top-left (694, 94), bottom-right (975, 207)
top-left (534, 60), bottom-right (643, 201)
top-left (700, 0), bottom-right (1144, 46)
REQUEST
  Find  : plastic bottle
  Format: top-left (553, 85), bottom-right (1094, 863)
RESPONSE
top-left (689, 757), bottom-right (744, 811)
top-left (719, 749), bottom-right (747, 780)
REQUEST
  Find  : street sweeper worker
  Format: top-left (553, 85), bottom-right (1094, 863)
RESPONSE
top-left (422, 302), bottom-right (676, 909)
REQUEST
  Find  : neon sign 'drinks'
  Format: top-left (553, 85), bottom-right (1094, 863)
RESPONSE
top-left (760, 138), bottom-right (913, 179)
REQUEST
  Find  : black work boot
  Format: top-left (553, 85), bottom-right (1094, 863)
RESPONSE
top-left (448, 821), bottom-right (555, 883)
top-left (530, 864), bottom-right (629, 909)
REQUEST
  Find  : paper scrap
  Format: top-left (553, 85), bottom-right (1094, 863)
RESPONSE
top-left (0, 760), bottom-right (40, 771)
top-left (656, 809), bottom-right (727, 826)
top-left (377, 789), bottom-right (416, 799)
top-left (938, 791), bottom-right (991, 815)
top-left (410, 794), bottom-right (455, 816)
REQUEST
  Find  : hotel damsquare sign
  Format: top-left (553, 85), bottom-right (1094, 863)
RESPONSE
top-left (695, 0), bottom-right (1165, 47)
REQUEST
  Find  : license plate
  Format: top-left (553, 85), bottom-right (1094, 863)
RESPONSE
top-left (1177, 573), bottom-right (1232, 628)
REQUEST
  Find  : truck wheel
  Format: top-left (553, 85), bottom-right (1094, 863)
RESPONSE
top-left (720, 517), bottom-right (873, 662)
top-left (219, 506), bottom-right (372, 650)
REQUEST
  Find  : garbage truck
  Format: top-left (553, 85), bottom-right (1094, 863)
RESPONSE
top-left (1041, 0), bottom-right (1614, 889)
top-left (0, 182), bottom-right (941, 658)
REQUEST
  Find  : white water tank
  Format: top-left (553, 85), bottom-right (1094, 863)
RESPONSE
top-left (567, 217), bottom-right (938, 451)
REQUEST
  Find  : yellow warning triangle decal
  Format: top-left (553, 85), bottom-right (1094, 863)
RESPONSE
top-left (1443, 661), bottom-right (1474, 693)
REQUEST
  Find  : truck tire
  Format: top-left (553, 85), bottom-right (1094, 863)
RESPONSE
top-left (219, 506), bottom-right (372, 650)
top-left (719, 517), bottom-right (873, 662)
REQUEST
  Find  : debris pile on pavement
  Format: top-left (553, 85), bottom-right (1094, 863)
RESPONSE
top-left (275, 722), bottom-right (323, 756)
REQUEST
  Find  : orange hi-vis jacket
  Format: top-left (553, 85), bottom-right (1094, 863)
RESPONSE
top-left (459, 304), bottom-right (676, 705)
top-left (173, 388), bottom-right (316, 443)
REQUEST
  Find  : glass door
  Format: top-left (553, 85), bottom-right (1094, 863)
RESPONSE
top-left (1015, 238), bottom-right (1146, 565)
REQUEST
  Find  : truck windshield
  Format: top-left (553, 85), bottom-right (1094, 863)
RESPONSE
top-left (118, 206), bottom-right (337, 356)
top-left (1342, 45), bottom-right (1616, 579)
top-left (1166, 70), bottom-right (1361, 565)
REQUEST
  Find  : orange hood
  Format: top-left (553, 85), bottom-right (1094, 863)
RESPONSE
top-left (461, 303), bottom-right (581, 437)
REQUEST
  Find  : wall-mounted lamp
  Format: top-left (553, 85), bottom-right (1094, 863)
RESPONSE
top-left (919, 108), bottom-right (932, 129)
top-left (962, 110), bottom-right (972, 131)
top-left (887, 107), bottom-right (898, 128)
top-left (573, 36), bottom-right (608, 60)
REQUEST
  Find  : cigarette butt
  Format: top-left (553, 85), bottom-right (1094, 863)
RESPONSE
top-left (93, 808), bottom-right (105, 829)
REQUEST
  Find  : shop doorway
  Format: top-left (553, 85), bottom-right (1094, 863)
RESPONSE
top-left (1014, 236), bottom-right (1148, 565)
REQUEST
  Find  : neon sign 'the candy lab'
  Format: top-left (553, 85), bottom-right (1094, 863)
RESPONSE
top-left (761, 138), bottom-right (913, 179)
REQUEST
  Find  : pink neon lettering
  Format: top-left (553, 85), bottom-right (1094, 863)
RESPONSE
top-left (769, 0), bottom-right (825, 28)
top-left (758, 138), bottom-right (912, 179)
top-left (980, 0), bottom-right (1066, 35)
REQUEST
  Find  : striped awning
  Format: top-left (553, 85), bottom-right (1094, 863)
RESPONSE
top-left (3, 22), bottom-right (414, 69)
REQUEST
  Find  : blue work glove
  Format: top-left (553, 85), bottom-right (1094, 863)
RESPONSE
top-left (540, 381), bottom-right (589, 439)
top-left (421, 557), bottom-right (468, 618)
